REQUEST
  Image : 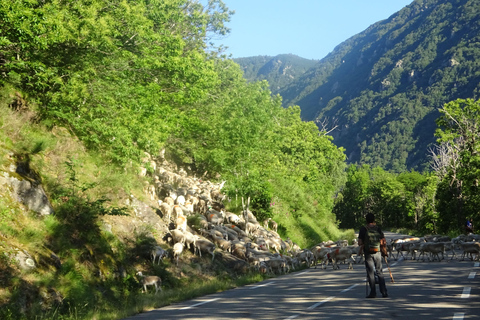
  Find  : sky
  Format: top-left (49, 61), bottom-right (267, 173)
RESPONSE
top-left (210, 0), bottom-right (414, 60)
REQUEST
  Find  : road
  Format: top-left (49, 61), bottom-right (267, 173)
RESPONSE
top-left (123, 233), bottom-right (480, 320)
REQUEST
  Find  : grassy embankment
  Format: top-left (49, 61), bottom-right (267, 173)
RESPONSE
top-left (0, 96), bottom-right (354, 319)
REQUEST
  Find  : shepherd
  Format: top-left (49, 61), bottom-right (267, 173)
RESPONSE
top-left (358, 212), bottom-right (388, 298)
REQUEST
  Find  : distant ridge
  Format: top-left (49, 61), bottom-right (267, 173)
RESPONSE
top-left (236, 0), bottom-right (480, 172)
top-left (234, 54), bottom-right (318, 95)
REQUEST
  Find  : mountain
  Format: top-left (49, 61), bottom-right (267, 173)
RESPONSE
top-left (237, 0), bottom-right (480, 172)
top-left (234, 54), bottom-right (318, 95)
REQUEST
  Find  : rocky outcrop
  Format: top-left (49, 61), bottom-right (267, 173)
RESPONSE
top-left (0, 155), bottom-right (53, 215)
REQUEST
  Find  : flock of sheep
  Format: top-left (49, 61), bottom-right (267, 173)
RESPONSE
top-left (135, 153), bottom-right (480, 294)
top-left (386, 233), bottom-right (480, 262)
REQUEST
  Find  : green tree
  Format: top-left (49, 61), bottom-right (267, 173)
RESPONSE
top-left (434, 98), bottom-right (480, 233)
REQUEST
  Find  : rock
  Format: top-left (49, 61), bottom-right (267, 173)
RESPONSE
top-left (14, 249), bottom-right (36, 271)
top-left (8, 177), bottom-right (54, 215)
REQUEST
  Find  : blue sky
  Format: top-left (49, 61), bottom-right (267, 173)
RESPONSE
top-left (210, 1), bottom-right (414, 60)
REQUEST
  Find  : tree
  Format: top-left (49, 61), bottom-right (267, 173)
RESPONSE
top-left (434, 98), bottom-right (480, 233)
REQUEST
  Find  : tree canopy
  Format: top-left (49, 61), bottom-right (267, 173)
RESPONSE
top-left (0, 0), bottom-right (348, 244)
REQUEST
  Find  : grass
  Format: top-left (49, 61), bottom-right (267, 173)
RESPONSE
top-left (0, 92), bottom-right (351, 320)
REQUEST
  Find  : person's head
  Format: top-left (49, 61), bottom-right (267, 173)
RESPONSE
top-left (365, 212), bottom-right (375, 224)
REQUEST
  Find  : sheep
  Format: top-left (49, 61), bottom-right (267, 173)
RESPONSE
top-left (418, 242), bottom-right (445, 261)
top-left (225, 211), bottom-right (241, 225)
top-left (268, 218), bottom-right (278, 232)
top-left (194, 238), bottom-right (216, 262)
top-left (183, 230), bottom-right (197, 252)
top-left (346, 244), bottom-right (363, 264)
top-left (173, 242), bottom-right (184, 265)
top-left (458, 241), bottom-right (480, 261)
top-left (406, 241), bottom-right (422, 260)
top-left (393, 238), bottom-right (420, 260)
top-left (213, 235), bottom-right (232, 252)
top-left (183, 200), bottom-right (194, 214)
top-left (291, 242), bottom-right (301, 255)
top-left (265, 237), bottom-right (282, 254)
top-left (230, 241), bottom-right (248, 260)
top-left (263, 219), bottom-right (269, 229)
top-left (258, 261), bottom-right (268, 274)
top-left (226, 224), bottom-right (248, 238)
top-left (196, 199), bottom-right (208, 215)
top-left (176, 211), bottom-right (187, 232)
top-left (209, 224), bottom-right (229, 239)
top-left (266, 257), bottom-right (287, 275)
top-left (311, 246), bottom-right (330, 269)
top-left (164, 229), bottom-right (185, 245)
top-left (137, 272), bottom-right (162, 294)
top-left (151, 246), bottom-right (167, 265)
top-left (328, 247), bottom-right (354, 270)
top-left (296, 249), bottom-right (314, 267)
top-left (176, 195), bottom-right (186, 206)
top-left (200, 227), bottom-right (224, 241)
top-left (164, 196), bottom-right (175, 207)
top-left (444, 241), bottom-right (458, 260)
top-left (247, 246), bottom-right (274, 261)
top-left (159, 202), bottom-right (172, 222)
top-left (206, 213), bottom-right (223, 226)
top-left (336, 239), bottom-right (348, 247)
top-left (224, 227), bottom-right (239, 241)
top-left (246, 222), bottom-right (259, 236)
top-left (283, 255), bottom-right (295, 272)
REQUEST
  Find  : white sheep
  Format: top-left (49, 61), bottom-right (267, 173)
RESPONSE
top-left (176, 195), bottom-right (186, 206)
top-left (173, 242), bottom-right (184, 265)
top-left (183, 230), bottom-right (197, 252)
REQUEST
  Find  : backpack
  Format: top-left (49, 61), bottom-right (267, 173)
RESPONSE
top-left (364, 225), bottom-right (381, 253)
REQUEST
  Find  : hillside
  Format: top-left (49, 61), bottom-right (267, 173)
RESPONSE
top-left (0, 103), bottom-right (357, 319)
top-left (234, 54), bottom-right (318, 95)
top-left (0, 1), bottom-right (353, 319)
top-left (240, 0), bottom-right (480, 172)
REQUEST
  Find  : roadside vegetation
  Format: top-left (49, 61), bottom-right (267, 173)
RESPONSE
top-left (1, 1), bottom-right (479, 319)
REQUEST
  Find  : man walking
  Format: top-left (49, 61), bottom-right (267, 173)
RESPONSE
top-left (358, 212), bottom-right (388, 298)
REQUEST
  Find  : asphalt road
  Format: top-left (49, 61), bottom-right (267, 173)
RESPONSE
top-left (123, 233), bottom-right (480, 320)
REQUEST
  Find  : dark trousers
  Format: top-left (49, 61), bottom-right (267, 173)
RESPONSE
top-left (365, 252), bottom-right (387, 296)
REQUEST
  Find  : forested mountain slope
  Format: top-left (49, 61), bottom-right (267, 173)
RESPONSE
top-left (242, 0), bottom-right (480, 172)
top-left (234, 54), bottom-right (318, 95)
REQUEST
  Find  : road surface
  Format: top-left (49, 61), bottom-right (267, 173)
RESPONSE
top-left (123, 232), bottom-right (480, 320)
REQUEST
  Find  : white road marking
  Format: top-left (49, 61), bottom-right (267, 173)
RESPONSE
top-left (468, 272), bottom-right (476, 279)
top-left (308, 296), bottom-right (334, 309)
top-left (453, 312), bottom-right (465, 320)
top-left (286, 315), bottom-right (299, 319)
top-left (461, 287), bottom-right (471, 298)
top-left (250, 281), bottom-right (274, 290)
top-left (180, 298), bottom-right (220, 310)
top-left (341, 284), bottom-right (359, 293)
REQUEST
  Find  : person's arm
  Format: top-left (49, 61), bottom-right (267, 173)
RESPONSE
top-left (358, 227), bottom-right (365, 255)
top-left (358, 238), bottom-right (364, 255)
